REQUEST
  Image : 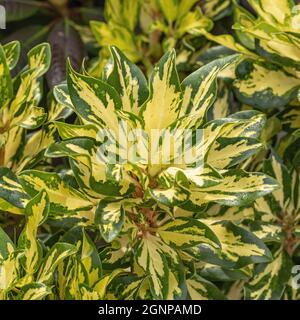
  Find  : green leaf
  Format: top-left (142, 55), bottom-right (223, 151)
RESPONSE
top-left (200, 264), bottom-right (252, 282)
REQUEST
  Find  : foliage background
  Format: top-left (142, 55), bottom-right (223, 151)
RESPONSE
top-left (0, 0), bottom-right (299, 300)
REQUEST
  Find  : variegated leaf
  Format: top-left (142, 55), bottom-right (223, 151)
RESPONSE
top-left (186, 274), bottom-right (226, 300)
top-left (107, 46), bottom-right (149, 114)
top-left (19, 190), bottom-right (49, 279)
top-left (141, 50), bottom-right (181, 133)
top-left (15, 123), bottom-right (57, 173)
top-left (158, 217), bottom-right (220, 249)
top-left (67, 60), bottom-right (122, 130)
top-left (262, 155), bottom-right (292, 215)
top-left (95, 199), bottom-right (125, 242)
top-left (37, 243), bottom-right (77, 283)
top-left (0, 167), bottom-right (29, 214)
top-left (54, 121), bottom-right (98, 141)
top-left (3, 41), bottom-right (20, 70)
top-left (0, 250), bottom-right (21, 293)
top-left (234, 59), bottom-right (300, 109)
top-left (246, 221), bottom-right (283, 243)
top-left (105, 0), bottom-right (140, 31)
top-left (81, 230), bottom-right (102, 287)
top-left (91, 269), bottom-right (125, 299)
top-left (187, 221), bottom-right (272, 268)
top-left (27, 43), bottom-right (51, 77)
top-left (186, 169), bottom-right (278, 207)
top-left (179, 54), bottom-right (239, 128)
top-left (202, 0), bottom-right (232, 20)
top-left (135, 233), bottom-right (180, 299)
top-left (46, 138), bottom-right (134, 198)
top-left (17, 106), bottom-right (47, 130)
top-left (53, 83), bottom-right (75, 112)
top-left (208, 136), bottom-right (262, 169)
top-left (0, 44), bottom-right (13, 108)
top-left (0, 226), bottom-right (15, 260)
top-left (245, 248), bottom-right (293, 300)
top-left (149, 184), bottom-right (189, 207)
top-left (279, 106), bottom-right (300, 133)
top-left (107, 274), bottom-right (145, 300)
top-left (8, 43), bottom-right (51, 124)
top-left (248, 0), bottom-right (294, 27)
top-left (90, 21), bottom-right (140, 63)
top-left (19, 170), bottom-right (94, 215)
top-left (47, 92), bottom-right (73, 122)
top-left (17, 283), bottom-right (51, 300)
